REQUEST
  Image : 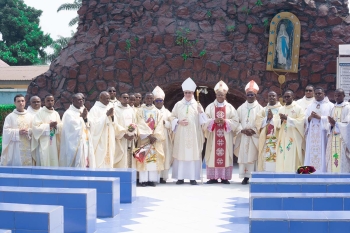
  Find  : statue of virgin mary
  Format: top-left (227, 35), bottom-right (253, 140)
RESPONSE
top-left (276, 24), bottom-right (289, 68)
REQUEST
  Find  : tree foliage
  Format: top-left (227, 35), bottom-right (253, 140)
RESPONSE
top-left (0, 0), bottom-right (52, 65)
top-left (57, 0), bottom-right (82, 27)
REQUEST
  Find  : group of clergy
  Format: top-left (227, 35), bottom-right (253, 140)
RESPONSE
top-left (1, 77), bottom-right (350, 186)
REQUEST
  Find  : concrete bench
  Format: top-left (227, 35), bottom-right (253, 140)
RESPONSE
top-left (0, 186), bottom-right (96, 233)
top-left (0, 203), bottom-right (63, 232)
top-left (0, 166), bottom-right (135, 203)
top-left (0, 173), bottom-right (119, 218)
top-left (250, 193), bottom-right (350, 211)
top-left (250, 178), bottom-right (350, 193)
top-left (251, 172), bottom-right (350, 179)
top-left (250, 210), bottom-right (350, 233)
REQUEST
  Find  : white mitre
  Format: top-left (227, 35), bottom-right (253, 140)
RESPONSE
top-left (245, 80), bottom-right (259, 94)
top-left (214, 80), bottom-right (229, 94)
top-left (152, 86), bottom-right (165, 100)
top-left (182, 77), bottom-right (197, 92)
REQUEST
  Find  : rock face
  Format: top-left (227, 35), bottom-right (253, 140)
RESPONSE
top-left (26, 0), bottom-right (350, 113)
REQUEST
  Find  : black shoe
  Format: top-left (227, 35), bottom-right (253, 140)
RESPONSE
top-left (148, 182), bottom-right (156, 187)
top-left (160, 178), bottom-right (166, 184)
top-left (241, 177), bottom-right (249, 185)
top-left (176, 179), bottom-right (184, 185)
top-left (190, 180), bottom-right (198, 185)
top-left (221, 179), bottom-right (230, 184)
top-left (206, 179), bottom-right (219, 184)
top-left (141, 182), bottom-right (147, 187)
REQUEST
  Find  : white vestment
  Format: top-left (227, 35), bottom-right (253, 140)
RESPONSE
top-left (296, 96), bottom-right (315, 112)
top-left (304, 100), bottom-right (334, 172)
top-left (32, 107), bottom-right (62, 167)
top-left (159, 106), bottom-right (173, 180)
top-left (89, 101), bottom-right (115, 168)
top-left (325, 102), bottom-right (350, 173)
top-left (234, 100), bottom-right (264, 178)
top-left (27, 106), bottom-right (41, 165)
top-left (1, 110), bottom-right (33, 166)
top-left (170, 98), bottom-right (206, 180)
top-left (59, 105), bottom-right (96, 168)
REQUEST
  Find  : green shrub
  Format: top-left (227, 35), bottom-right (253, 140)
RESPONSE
top-left (0, 104), bottom-right (16, 136)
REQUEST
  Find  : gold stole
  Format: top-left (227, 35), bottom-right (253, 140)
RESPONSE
top-left (331, 107), bottom-right (342, 172)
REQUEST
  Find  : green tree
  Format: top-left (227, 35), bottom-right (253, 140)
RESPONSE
top-left (0, 0), bottom-right (53, 65)
top-left (57, 0), bottom-right (82, 27)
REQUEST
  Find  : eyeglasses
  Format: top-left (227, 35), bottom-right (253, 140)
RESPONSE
top-left (155, 99), bottom-right (163, 103)
top-left (108, 90), bottom-right (116, 92)
top-left (246, 94), bottom-right (254, 97)
top-left (184, 92), bottom-right (193, 95)
top-left (305, 90), bottom-right (313, 92)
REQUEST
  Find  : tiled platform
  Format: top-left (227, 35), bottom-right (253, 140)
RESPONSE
top-left (95, 166), bottom-right (249, 233)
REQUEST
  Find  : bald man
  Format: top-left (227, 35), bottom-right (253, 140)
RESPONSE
top-left (27, 96), bottom-right (42, 115)
top-left (89, 92), bottom-right (116, 168)
top-left (59, 93), bottom-right (95, 168)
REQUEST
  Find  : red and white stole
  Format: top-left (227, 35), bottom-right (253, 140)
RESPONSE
top-left (214, 106), bottom-right (226, 167)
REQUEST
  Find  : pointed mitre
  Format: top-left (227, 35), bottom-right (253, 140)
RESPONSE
top-left (181, 77), bottom-right (197, 92)
top-left (152, 86), bottom-right (165, 100)
top-left (214, 80), bottom-right (229, 94)
top-left (245, 80), bottom-right (259, 94)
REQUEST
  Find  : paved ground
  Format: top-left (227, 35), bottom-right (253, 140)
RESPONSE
top-left (96, 165), bottom-right (250, 233)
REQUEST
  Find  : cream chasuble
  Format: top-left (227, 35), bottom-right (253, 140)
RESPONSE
top-left (1, 110), bottom-right (33, 166)
top-left (256, 103), bottom-right (282, 172)
top-left (159, 106), bottom-right (173, 180)
top-left (113, 103), bottom-right (136, 168)
top-left (89, 101), bottom-right (116, 168)
top-left (32, 107), bottom-right (62, 167)
top-left (135, 105), bottom-right (165, 173)
top-left (325, 102), bottom-right (350, 173)
top-left (170, 98), bottom-right (206, 180)
top-left (273, 102), bottom-right (305, 172)
top-left (296, 96), bottom-right (315, 112)
top-left (304, 100), bottom-right (334, 172)
top-left (59, 105), bottom-right (96, 168)
top-left (26, 106), bottom-right (41, 166)
top-left (204, 100), bottom-right (240, 180)
top-left (234, 100), bottom-right (263, 178)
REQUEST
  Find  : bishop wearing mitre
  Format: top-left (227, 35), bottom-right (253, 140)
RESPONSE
top-left (153, 86), bottom-right (173, 183)
top-left (234, 80), bottom-right (263, 184)
top-left (170, 78), bottom-right (207, 185)
top-left (204, 81), bottom-right (240, 184)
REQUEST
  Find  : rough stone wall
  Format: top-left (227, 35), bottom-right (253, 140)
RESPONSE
top-left (26, 0), bottom-right (350, 113)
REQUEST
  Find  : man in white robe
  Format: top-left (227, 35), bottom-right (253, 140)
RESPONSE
top-left (107, 87), bottom-right (120, 108)
top-left (153, 86), bottom-right (173, 183)
top-left (274, 91), bottom-right (305, 172)
top-left (113, 93), bottom-right (137, 168)
top-left (129, 93), bottom-right (136, 107)
top-left (32, 95), bottom-right (62, 167)
top-left (170, 77), bottom-right (207, 185)
top-left (1, 94), bottom-right (33, 166)
top-left (235, 80), bottom-right (264, 184)
top-left (59, 93), bottom-right (96, 168)
top-left (296, 85), bottom-right (315, 112)
top-left (89, 91), bottom-right (116, 168)
top-left (204, 81), bottom-right (240, 184)
top-left (25, 96), bottom-right (42, 166)
top-left (325, 89), bottom-right (350, 172)
top-left (304, 87), bottom-right (334, 172)
top-left (256, 91), bottom-right (282, 172)
top-left (136, 93), bottom-right (165, 187)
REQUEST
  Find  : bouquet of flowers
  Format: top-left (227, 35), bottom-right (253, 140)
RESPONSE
top-left (297, 166), bottom-right (316, 174)
top-left (132, 143), bottom-right (151, 163)
top-left (127, 123), bottom-right (137, 135)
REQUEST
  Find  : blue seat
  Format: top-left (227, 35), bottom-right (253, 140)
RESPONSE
top-left (0, 230), bottom-right (11, 233)
top-left (0, 166), bottom-right (135, 203)
top-left (0, 186), bottom-right (96, 233)
top-left (0, 202), bottom-right (63, 232)
top-left (0, 173), bottom-right (119, 218)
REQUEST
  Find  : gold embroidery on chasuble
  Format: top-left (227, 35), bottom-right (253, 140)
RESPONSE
top-left (17, 114), bottom-right (32, 165)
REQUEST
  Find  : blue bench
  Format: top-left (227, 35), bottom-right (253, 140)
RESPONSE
top-left (250, 193), bottom-right (350, 211)
top-left (0, 203), bottom-right (63, 232)
top-left (0, 230), bottom-right (11, 233)
top-left (251, 172), bottom-right (350, 179)
top-left (0, 186), bottom-right (96, 233)
top-left (0, 166), bottom-right (135, 203)
top-left (250, 210), bottom-right (350, 233)
top-left (0, 173), bottom-right (119, 218)
top-left (250, 178), bottom-right (350, 193)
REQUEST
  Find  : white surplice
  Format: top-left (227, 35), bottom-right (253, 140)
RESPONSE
top-left (170, 98), bottom-right (206, 180)
top-left (234, 100), bottom-right (264, 178)
top-left (325, 102), bottom-right (350, 173)
top-left (26, 106), bottom-right (41, 166)
top-left (159, 106), bottom-right (173, 180)
top-left (1, 110), bottom-right (33, 166)
top-left (89, 101), bottom-right (115, 168)
top-left (304, 100), bottom-right (334, 172)
top-left (59, 105), bottom-right (96, 168)
top-left (296, 96), bottom-right (315, 112)
top-left (32, 107), bottom-right (62, 167)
